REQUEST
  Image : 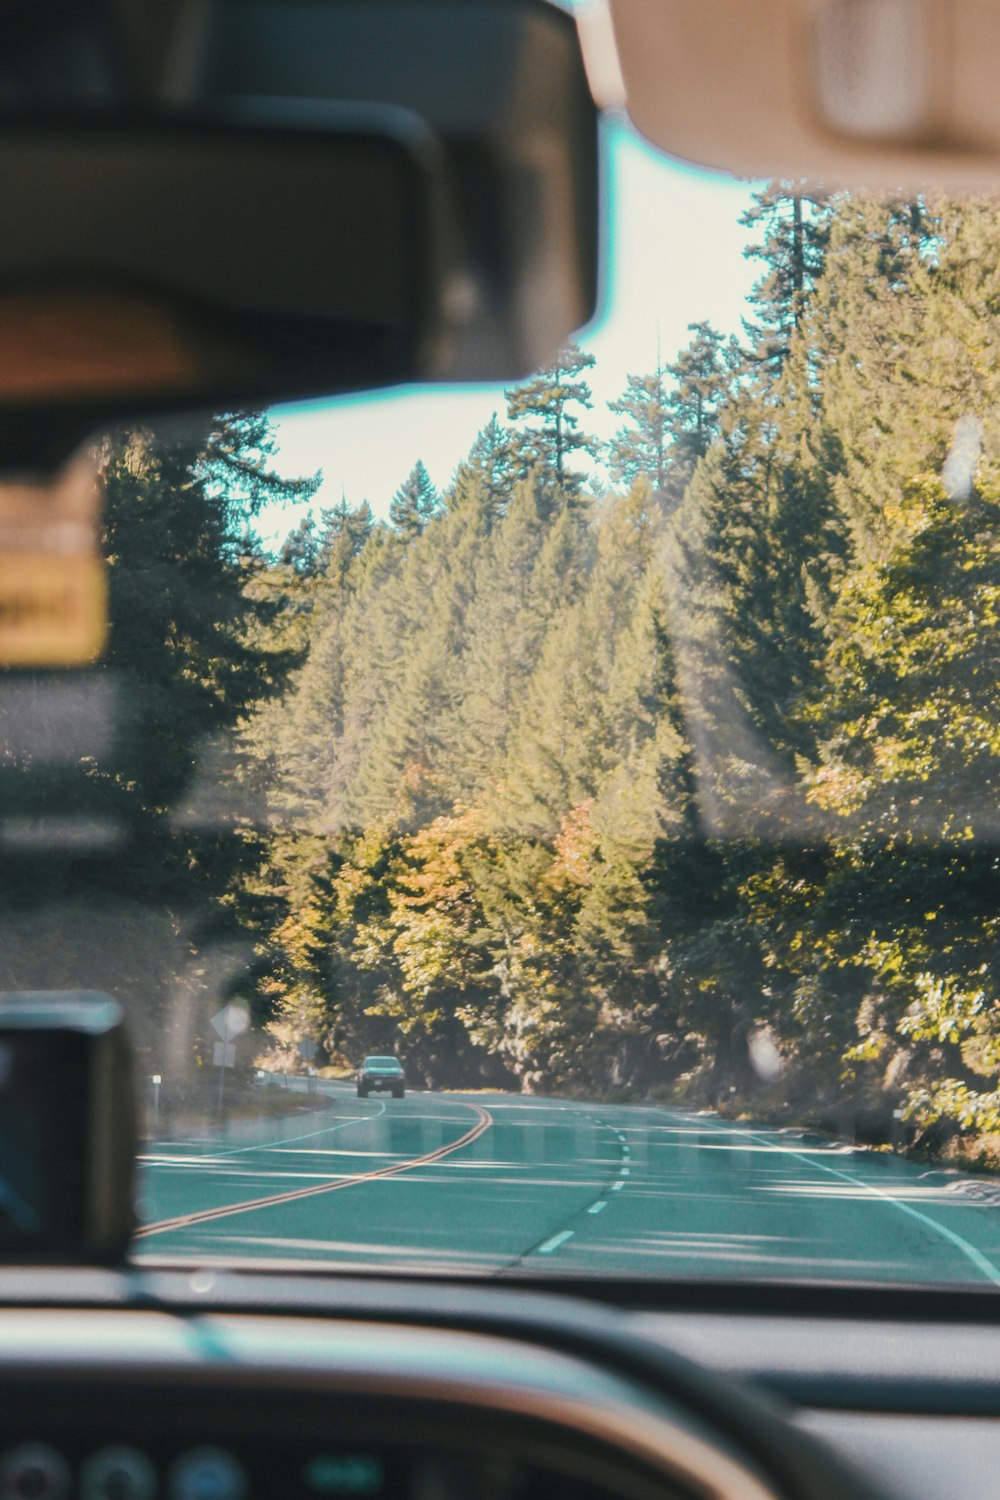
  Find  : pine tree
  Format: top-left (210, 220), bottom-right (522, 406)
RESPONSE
top-left (279, 514), bottom-right (318, 573)
top-left (607, 370), bottom-right (670, 493)
top-left (448, 414), bottom-right (515, 526)
top-left (666, 322), bottom-right (730, 473)
top-left (100, 412), bottom-right (319, 820)
top-left (389, 460), bottom-right (439, 540)
top-left (315, 497), bottom-right (375, 584)
top-left (740, 182), bottom-right (830, 375)
top-left (505, 342), bottom-right (598, 507)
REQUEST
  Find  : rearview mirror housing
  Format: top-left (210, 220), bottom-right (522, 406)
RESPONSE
top-left (0, 0), bottom-right (601, 470)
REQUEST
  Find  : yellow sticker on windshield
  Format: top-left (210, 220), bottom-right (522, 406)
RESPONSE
top-left (0, 554), bottom-right (107, 665)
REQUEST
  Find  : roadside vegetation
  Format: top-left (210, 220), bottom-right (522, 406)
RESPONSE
top-left (19, 186), bottom-right (1000, 1161)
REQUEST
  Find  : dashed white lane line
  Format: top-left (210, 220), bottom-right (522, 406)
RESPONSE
top-left (620, 1167), bottom-right (630, 1177)
top-left (537, 1229), bottom-right (575, 1254)
top-left (588, 1200), bottom-right (608, 1215)
top-left (611, 1180), bottom-right (625, 1192)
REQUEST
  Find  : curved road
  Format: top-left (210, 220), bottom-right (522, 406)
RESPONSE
top-left (134, 1087), bottom-right (1000, 1283)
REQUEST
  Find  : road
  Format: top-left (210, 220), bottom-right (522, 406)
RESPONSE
top-left (134, 1085), bottom-right (1000, 1283)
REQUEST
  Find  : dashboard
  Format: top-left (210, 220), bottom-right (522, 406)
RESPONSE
top-left (7, 1270), bottom-right (989, 1500)
top-left (0, 1278), bottom-right (997, 1500)
top-left (0, 1306), bottom-right (778, 1500)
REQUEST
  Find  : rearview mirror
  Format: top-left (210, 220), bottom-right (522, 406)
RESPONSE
top-left (0, 0), bottom-right (601, 471)
top-left (0, 116), bottom-right (452, 469)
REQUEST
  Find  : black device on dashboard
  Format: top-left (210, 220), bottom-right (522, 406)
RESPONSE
top-left (0, 992), bottom-right (135, 1263)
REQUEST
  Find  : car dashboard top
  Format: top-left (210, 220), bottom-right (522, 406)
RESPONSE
top-left (0, 1271), bottom-right (997, 1500)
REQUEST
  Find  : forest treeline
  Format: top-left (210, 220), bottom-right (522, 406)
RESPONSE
top-left (77, 185), bottom-right (1000, 1152)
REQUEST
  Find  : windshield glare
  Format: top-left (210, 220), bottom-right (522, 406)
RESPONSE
top-left (3, 146), bottom-right (1000, 1288)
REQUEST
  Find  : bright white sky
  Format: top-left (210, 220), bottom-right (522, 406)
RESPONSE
top-left (258, 118), bottom-right (762, 550)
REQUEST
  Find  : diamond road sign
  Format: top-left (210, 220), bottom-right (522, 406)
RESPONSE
top-left (210, 1003), bottom-right (249, 1043)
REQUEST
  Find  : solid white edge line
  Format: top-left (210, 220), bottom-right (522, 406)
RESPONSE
top-left (664, 1108), bottom-right (1000, 1289)
top-left (142, 1100), bottom-right (389, 1163)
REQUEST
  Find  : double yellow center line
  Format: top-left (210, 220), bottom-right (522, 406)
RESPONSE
top-left (136, 1104), bottom-right (493, 1239)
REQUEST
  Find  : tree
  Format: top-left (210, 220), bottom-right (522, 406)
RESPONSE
top-left (389, 460), bottom-right (439, 540)
top-left (279, 514), bottom-right (318, 573)
top-left (448, 414), bottom-right (516, 527)
top-left (505, 342), bottom-right (599, 507)
top-left (315, 497), bottom-right (375, 585)
top-left (0, 411), bottom-right (320, 1082)
top-left (100, 412), bottom-right (320, 820)
top-left (741, 182), bottom-right (830, 375)
top-left (666, 322), bottom-right (731, 474)
top-left (607, 370), bottom-right (671, 494)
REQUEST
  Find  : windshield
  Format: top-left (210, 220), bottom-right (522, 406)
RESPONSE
top-left (5, 121), bottom-right (1000, 1287)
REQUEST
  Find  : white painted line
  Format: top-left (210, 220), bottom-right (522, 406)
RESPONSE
top-left (622, 1147), bottom-right (631, 1157)
top-left (146, 1102), bottom-right (388, 1163)
top-left (537, 1229), bottom-right (575, 1255)
top-left (620, 1167), bottom-right (630, 1177)
top-left (672, 1110), bottom-right (1000, 1290)
top-left (611, 1180), bottom-right (625, 1192)
top-left (588, 1200), bottom-right (608, 1215)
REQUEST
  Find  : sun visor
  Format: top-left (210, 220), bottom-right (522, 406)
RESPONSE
top-left (611, 0), bottom-right (1000, 191)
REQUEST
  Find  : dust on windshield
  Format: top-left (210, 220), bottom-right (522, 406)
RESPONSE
top-left (5, 183), bottom-right (1000, 1282)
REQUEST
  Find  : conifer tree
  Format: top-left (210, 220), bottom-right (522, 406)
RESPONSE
top-left (740, 182), bottom-right (830, 374)
top-left (315, 497), bottom-right (375, 584)
top-left (607, 370), bottom-right (670, 493)
top-left (449, 414), bottom-right (515, 525)
top-left (389, 460), bottom-right (439, 539)
top-left (665, 322), bottom-right (730, 472)
top-left (278, 514), bottom-right (319, 573)
top-left (505, 342), bottom-right (598, 507)
top-left (101, 412), bottom-right (320, 820)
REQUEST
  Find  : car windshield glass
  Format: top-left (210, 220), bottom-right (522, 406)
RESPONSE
top-left (6, 117), bottom-right (1000, 1287)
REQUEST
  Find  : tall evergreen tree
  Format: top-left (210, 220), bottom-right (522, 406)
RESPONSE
top-left (101, 412), bottom-right (320, 820)
top-left (279, 514), bottom-right (318, 573)
top-left (448, 413), bottom-right (516, 525)
top-left (741, 182), bottom-right (830, 374)
top-left (505, 342), bottom-right (598, 507)
top-left (666, 322), bottom-right (730, 471)
top-left (607, 369), bottom-right (670, 494)
top-left (315, 497), bottom-right (375, 584)
top-left (389, 460), bottom-right (439, 540)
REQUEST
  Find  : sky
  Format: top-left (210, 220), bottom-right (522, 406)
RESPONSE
top-left (257, 117), bottom-right (762, 551)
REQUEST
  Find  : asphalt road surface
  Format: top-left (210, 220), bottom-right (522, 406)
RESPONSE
top-left (134, 1085), bottom-right (1000, 1283)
